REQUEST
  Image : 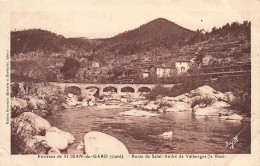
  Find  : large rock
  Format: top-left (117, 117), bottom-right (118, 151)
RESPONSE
top-left (189, 85), bottom-right (234, 103)
top-left (165, 101), bottom-right (191, 112)
top-left (84, 131), bottom-right (129, 155)
top-left (47, 127), bottom-right (75, 144)
top-left (193, 101), bottom-right (234, 116)
top-left (190, 85), bottom-right (216, 97)
top-left (88, 101), bottom-right (95, 107)
top-left (45, 132), bottom-right (69, 150)
top-left (141, 102), bottom-right (159, 111)
top-left (19, 112), bottom-right (51, 134)
top-left (120, 109), bottom-right (158, 117)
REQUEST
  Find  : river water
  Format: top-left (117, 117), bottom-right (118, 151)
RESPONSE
top-left (46, 106), bottom-right (250, 154)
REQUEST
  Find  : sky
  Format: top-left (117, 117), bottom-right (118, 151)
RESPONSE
top-left (11, 0), bottom-right (255, 39)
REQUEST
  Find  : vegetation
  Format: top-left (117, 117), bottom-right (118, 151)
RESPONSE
top-left (11, 118), bottom-right (45, 154)
top-left (60, 58), bottom-right (81, 80)
top-left (11, 82), bottom-right (67, 118)
top-left (146, 75), bottom-right (204, 100)
top-left (10, 19), bottom-right (251, 83)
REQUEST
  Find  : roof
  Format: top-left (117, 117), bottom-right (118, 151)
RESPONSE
top-left (175, 59), bottom-right (190, 62)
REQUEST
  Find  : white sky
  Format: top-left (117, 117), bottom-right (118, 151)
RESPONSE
top-left (11, 0), bottom-right (255, 39)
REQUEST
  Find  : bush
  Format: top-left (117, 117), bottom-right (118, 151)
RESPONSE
top-left (191, 96), bottom-right (215, 108)
top-left (145, 86), bottom-right (170, 100)
top-left (146, 75), bottom-right (204, 101)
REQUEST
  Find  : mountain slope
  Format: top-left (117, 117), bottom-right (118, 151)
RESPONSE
top-left (105, 18), bottom-right (195, 43)
top-left (11, 29), bottom-right (92, 55)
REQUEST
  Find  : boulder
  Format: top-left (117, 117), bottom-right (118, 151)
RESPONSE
top-left (160, 131), bottom-right (173, 138)
top-left (120, 109), bottom-right (158, 117)
top-left (84, 95), bottom-right (95, 102)
top-left (19, 112), bottom-right (51, 134)
top-left (84, 131), bottom-right (129, 155)
top-left (190, 85), bottom-right (216, 97)
top-left (45, 132), bottom-right (69, 150)
top-left (47, 127), bottom-right (75, 144)
top-left (141, 102), bottom-right (159, 111)
top-left (165, 101), bottom-right (191, 112)
top-left (193, 101), bottom-right (234, 116)
top-left (120, 98), bottom-right (128, 103)
top-left (88, 101), bottom-right (95, 107)
top-left (82, 101), bottom-right (89, 107)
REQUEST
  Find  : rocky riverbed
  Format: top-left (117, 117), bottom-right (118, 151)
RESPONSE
top-left (11, 84), bottom-right (250, 154)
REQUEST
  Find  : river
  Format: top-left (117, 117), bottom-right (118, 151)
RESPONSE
top-left (46, 106), bottom-right (250, 154)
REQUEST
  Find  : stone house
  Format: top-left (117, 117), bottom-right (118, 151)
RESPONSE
top-left (175, 59), bottom-right (190, 74)
top-left (92, 62), bottom-right (100, 68)
top-left (155, 66), bottom-right (175, 77)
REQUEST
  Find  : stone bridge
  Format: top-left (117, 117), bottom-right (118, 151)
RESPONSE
top-left (50, 82), bottom-right (177, 97)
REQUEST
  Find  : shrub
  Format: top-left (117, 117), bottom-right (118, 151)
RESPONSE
top-left (145, 86), bottom-right (170, 100)
top-left (191, 96), bottom-right (215, 108)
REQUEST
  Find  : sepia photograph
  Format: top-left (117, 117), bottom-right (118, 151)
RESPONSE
top-left (9, 0), bottom-right (253, 156)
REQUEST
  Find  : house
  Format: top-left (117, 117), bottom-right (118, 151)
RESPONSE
top-left (155, 66), bottom-right (175, 77)
top-left (142, 69), bottom-right (150, 78)
top-left (175, 59), bottom-right (190, 74)
top-left (92, 62), bottom-right (100, 68)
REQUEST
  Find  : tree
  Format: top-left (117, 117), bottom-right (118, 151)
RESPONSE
top-left (60, 58), bottom-right (81, 80)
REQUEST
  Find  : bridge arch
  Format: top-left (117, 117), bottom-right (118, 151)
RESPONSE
top-left (121, 86), bottom-right (135, 93)
top-left (85, 86), bottom-right (100, 98)
top-left (138, 87), bottom-right (151, 93)
top-left (103, 86), bottom-right (118, 93)
top-left (64, 86), bottom-right (82, 96)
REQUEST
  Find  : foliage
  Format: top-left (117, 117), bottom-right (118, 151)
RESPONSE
top-left (227, 91), bottom-right (251, 114)
top-left (60, 58), bottom-right (81, 80)
top-left (146, 76), bottom-right (204, 100)
top-left (11, 82), bottom-right (67, 117)
top-left (11, 118), bottom-right (45, 154)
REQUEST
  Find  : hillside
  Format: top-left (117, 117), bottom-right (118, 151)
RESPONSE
top-left (10, 18), bottom-right (251, 83)
top-left (106, 18), bottom-right (195, 43)
top-left (11, 29), bottom-right (92, 55)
